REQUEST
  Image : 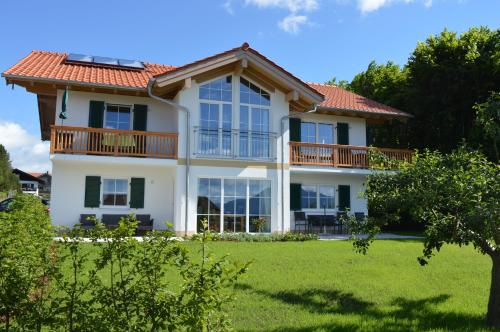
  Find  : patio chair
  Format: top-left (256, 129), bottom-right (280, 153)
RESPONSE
top-left (354, 212), bottom-right (365, 221)
top-left (293, 211), bottom-right (308, 233)
top-left (80, 214), bottom-right (96, 230)
top-left (308, 215), bottom-right (323, 233)
top-left (102, 214), bottom-right (127, 229)
top-left (136, 214), bottom-right (154, 235)
top-left (322, 215), bottom-right (336, 234)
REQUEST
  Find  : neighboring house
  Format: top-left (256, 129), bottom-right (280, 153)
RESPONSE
top-left (13, 169), bottom-right (44, 196)
top-left (2, 43), bottom-right (411, 235)
top-left (29, 172), bottom-right (52, 195)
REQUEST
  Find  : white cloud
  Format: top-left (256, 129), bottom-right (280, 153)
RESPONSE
top-left (0, 120), bottom-right (50, 172)
top-left (223, 0), bottom-right (235, 14)
top-left (245, 0), bottom-right (319, 12)
top-left (278, 14), bottom-right (308, 34)
top-left (357, 0), bottom-right (435, 13)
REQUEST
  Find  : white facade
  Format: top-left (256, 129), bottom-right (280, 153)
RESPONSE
top-left (49, 71), bottom-right (374, 234)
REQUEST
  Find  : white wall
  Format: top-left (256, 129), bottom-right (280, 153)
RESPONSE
top-left (298, 113), bottom-right (367, 146)
top-left (51, 159), bottom-right (175, 228)
top-left (289, 172), bottom-right (368, 229)
top-left (55, 90), bottom-right (178, 133)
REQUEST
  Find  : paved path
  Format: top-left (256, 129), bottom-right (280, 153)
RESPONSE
top-left (319, 233), bottom-right (423, 240)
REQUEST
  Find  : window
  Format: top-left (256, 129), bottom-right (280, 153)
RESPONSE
top-left (199, 76), bottom-right (232, 102)
top-left (301, 184), bottom-right (336, 210)
top-left (301, 185), bottom-right (317, 209)
top-left (249, 180), bottom-right (271, 232)
top-left (223, 179), bottom-right (247, 232)
top-left (197, 178), bottom-right (272, 233)
top-left (197, 178), bottom-right (221, 232)
top-left (105, 105), bottom-right (131, 130)
top-left (318, 123), bottom-right (333, 144)
top-left (102, 179), bottom-right (128, 206)
top-left (239, 77), bottom-right (270, 158)
top-left (199, 76), bottom-right (233, 156)
top-left (301, 122), bottom-right (316, 143)
top-left (319, 185), bottom-right (335, 209)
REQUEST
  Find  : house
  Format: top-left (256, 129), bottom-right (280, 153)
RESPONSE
top-left (13, 168), bottom-right (45, 196)
top-left (29, 172), bottom-right (52, 196)
top-left (2, 43), bottom-right (411, 235)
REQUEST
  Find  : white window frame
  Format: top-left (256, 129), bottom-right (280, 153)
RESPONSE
top-left (300, 183), bottom-right (336, 211)
top-left (101, 178), bottom-right (130, 208)
top-left (196, 176), bottom-right (272, 233)
top-left (104, 104), bottom-right (133, 130)
top-left (301, 121), bottom-right (335, 144)
top-left (239, 76), bottom-right (272, 158)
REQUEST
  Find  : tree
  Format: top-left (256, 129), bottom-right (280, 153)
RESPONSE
top-left (347, 147), bottom-right (500, 327)
top-left (0, 144), bottom-right (19, 193)
top-left (473, 91), bottom-right (500, 162)
top-left (324, 77), bottom-right (350, 90)
top-left (345, 27), bottom-right (500, 155)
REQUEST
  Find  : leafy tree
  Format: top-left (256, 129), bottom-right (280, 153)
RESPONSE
top-left (345, 27), bottom-right (500, 156)
top-left (0, 144), bottom-right (19, 193)
top-left (472, 91), bottom-right (500, 162)
top-left (324, 76), bottom-right (351, 90)
top-left (347, 148), bottom-right (500, 327)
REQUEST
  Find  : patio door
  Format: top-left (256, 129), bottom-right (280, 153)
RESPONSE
top-left (200, 103), bottom-right (232, 156)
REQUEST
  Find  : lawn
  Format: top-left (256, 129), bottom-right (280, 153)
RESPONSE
top-left (180, 239), bottom-right (493, 332)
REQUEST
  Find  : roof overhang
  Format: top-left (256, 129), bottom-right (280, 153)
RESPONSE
top-left (150, 46), bottom-right (324, 112)
top-left (3, 74), bottom-right (148, 141)
top-left (314, 105), bottom-right (412, 123)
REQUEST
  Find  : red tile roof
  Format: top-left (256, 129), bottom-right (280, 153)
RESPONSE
top-left (3, 50), bottom-right (174, 89)
top-left (308, 82), bottom-right (410, 117)
top-left (3, 49), bottom-right (410, 117)
top-left (28, 172), bottom-right (44, 178)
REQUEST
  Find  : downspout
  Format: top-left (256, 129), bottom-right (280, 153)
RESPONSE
top-left (147, 79), bottom-right (191, 237)
top-left (280, 104), bottom-right (318, 234)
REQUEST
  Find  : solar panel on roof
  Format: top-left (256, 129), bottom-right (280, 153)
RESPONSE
top-left (66, 53), bottom-right (93, 63)
top-left (65, 53), bottom-right (144, 70)
top-left (93, 56), bottom-right (119, 66)
top-left (118, 59), bottom-right (144, 69)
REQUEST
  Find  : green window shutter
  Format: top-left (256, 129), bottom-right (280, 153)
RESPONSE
top-left (130, 177), bottom-right (145, 209)
top-left (289, 118), bottom-right (301, 142)
top-left (290, 183), bottom-right (301, 210)
top-left (338, 185), bottom-right (351, 211)
top-left (133, 104), bottom-right (148, 131)
top-left (84, 176), bottom-right (101, 208)
top-left (88, 101), bottom-right (104, 128)
top-left (337, 122), bottom-right (349, 145)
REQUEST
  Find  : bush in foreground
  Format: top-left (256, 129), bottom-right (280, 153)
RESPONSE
top-left (0, 206), bottom-right (250, 331)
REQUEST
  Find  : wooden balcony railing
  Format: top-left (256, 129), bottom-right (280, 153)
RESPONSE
top-left (50, 125), bottom-right (178, 159)
top-left (289, 142), bottom-right (412, 169)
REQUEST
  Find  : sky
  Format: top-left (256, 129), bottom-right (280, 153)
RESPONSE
top-left (0, 0), bottom-right (498, 172)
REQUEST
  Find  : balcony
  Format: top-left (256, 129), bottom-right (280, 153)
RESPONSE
top-left (50, 125), bottom-right (178, 159)
top-left (193, 127), bottom-right (277, 160)
top-left (289, 142), bottom-right (412, 169)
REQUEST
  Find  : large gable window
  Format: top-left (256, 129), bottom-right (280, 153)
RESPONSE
top-left (239, 77), bottom-right (270, 158)
top-left (198, 76), bottom-right (233, 156)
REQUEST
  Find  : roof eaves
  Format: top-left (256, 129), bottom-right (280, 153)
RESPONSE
top-left (2, 74), bottom-right (146, 91)
top-left (317, 105), bottom-right (413, 118)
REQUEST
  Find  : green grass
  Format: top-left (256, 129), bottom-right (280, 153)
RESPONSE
top-left (184, 239), bottom-right (493, 331)
top-left (62, 239), bottom-right (494, 331)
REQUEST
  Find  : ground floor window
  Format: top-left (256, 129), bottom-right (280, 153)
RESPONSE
top-left (301, 184), bottom-right (335, 210)
top-left (102, 179), bottom-right (128, 206)
top-left (197, 178), bottom-right (271, 233)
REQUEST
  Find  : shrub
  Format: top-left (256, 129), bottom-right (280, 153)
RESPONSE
top-left (190, 231), bottom-right (319, 242)
top-left (0, 194), bottom-right (54, 331)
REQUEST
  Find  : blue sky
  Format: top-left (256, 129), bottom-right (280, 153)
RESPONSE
top-left (0, 0), bottom-right (498, 171)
